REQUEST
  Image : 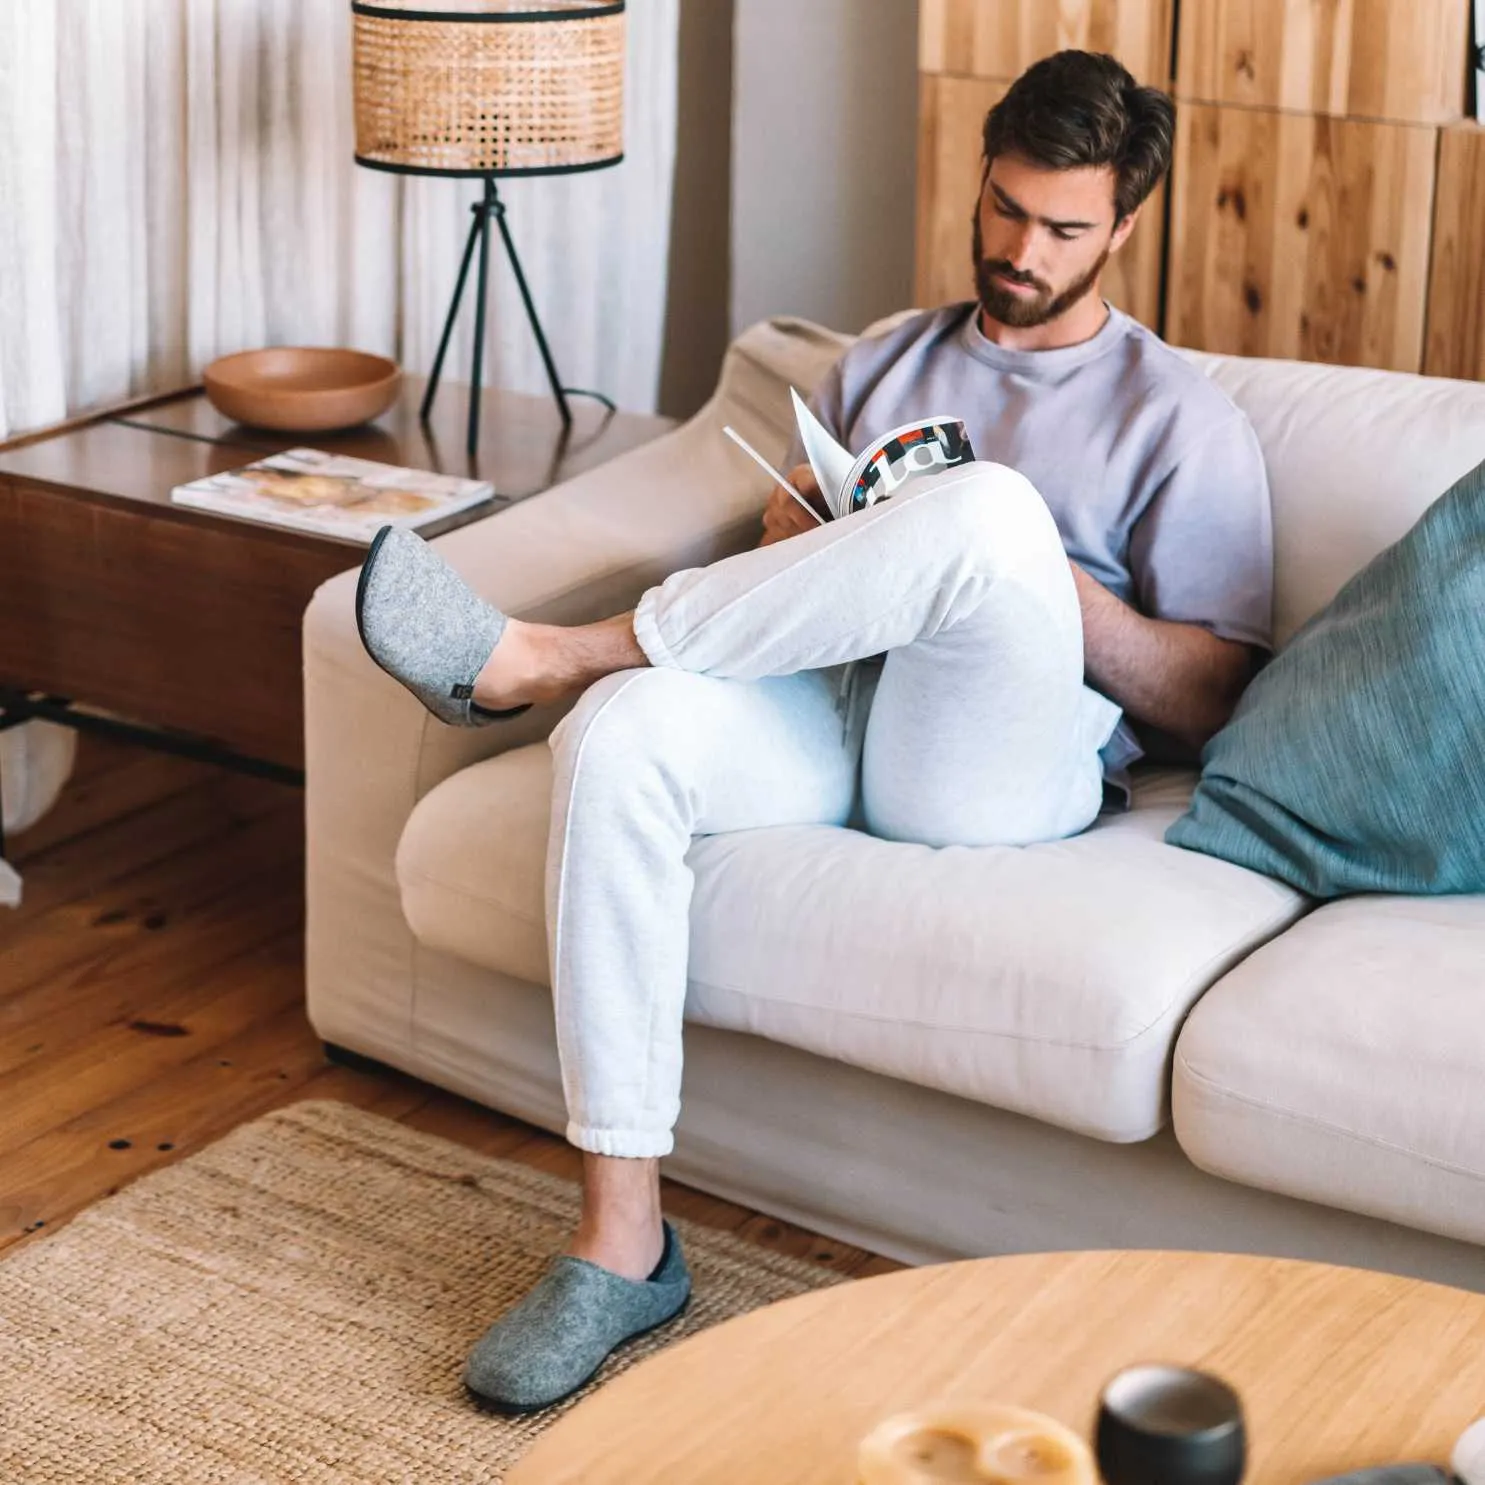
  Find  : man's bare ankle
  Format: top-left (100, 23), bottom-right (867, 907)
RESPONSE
top-left (472, 619), bottom-right (543, 710)
top-left (473, 613), bottom-right (644, 711)
top-left (566, 1217), bottom-right (665, 1283)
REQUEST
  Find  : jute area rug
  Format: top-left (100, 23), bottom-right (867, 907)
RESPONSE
top-left (1, 1099), bottom-right (847, 1483)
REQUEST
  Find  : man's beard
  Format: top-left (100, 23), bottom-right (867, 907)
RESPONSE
top-left (972, 213), bottom-right (1110, 330)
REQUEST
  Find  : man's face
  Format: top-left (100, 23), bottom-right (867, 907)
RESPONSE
top-left (972, 152), bottom-right (1134, 329)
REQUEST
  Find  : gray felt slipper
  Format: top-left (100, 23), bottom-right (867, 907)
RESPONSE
top-left (463, 1222), bottom-right (692, 1414)
top-left (354, 524), bottom-right (530, 727)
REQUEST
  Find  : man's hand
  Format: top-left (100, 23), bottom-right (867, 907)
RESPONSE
top-left (760, 465), bottom-right (828, 546)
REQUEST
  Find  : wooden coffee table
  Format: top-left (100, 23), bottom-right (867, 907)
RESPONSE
top-left (507, 1250), bottom-right (1485, 1484)
top-left (0, 380), bottom-right (670, 780)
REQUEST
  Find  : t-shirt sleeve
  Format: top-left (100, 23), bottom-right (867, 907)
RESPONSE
top-left (1128, 410), bottom-right (1275, 653)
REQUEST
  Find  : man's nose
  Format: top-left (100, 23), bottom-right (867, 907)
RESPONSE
top-left (1002, 221), bottom-right (1036, 270)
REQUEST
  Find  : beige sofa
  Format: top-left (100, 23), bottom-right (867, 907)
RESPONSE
top-left (304, 316), bottom-right (1485, 1291)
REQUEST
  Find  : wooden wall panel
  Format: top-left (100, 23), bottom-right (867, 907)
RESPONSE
top-left (1425, 122), bottom-right (1485, 379)
top-left (914, 74), bottom-right (1165, 328)
top-left (1166, 103), bottom-right (1437, 371)
top-left (916, 75), bottom-right (1008, 308)
top-left (919, 0), bottom-right (1174, 85)
top-left (1176, 0), bottom-right (1469, 125)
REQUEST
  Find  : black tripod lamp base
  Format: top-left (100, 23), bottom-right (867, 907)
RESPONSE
top-left (421, 175), bottom-right (622, 457)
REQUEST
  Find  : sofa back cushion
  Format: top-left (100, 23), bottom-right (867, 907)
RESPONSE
top-left (1183, 354), bottom-right (1485, 647)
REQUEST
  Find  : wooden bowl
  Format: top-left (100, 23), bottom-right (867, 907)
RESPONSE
top-left (203, 347), bottom-right (401, 433)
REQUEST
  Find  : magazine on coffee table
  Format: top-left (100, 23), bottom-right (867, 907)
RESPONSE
top-left (170, 448), bottom-right (496, 543)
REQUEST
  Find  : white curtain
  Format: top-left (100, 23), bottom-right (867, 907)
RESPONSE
top-left (0, 0), bottom-right (679, 441)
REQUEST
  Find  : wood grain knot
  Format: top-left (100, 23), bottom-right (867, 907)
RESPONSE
top-left (128, 1020), bottom-right (188, 1038)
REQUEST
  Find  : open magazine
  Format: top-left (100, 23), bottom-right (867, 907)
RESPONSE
top-left (790, 389), bottom-right (977, 518)
top-left (170, 448), bottom-right (495, 543)
top-left (726, 389), bottom-right (976, 523)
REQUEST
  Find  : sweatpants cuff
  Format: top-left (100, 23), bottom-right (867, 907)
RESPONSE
top-left (631, 588), bottom-right (682, 670)
top-left (566, 1121), bottom-right (676, 1159)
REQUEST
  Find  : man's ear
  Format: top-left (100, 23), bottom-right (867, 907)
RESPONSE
top-left (1110, 203), bottom-right (1142, 254)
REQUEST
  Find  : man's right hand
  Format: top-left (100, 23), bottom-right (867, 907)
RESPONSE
top-left (760, 464), bottom-right (828, 546)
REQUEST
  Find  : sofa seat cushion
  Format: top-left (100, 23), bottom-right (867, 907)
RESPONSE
top-left (1174, 894), bottom-right (1485, 1246)
top-left (397, 745), bottom-right (1304, 1144)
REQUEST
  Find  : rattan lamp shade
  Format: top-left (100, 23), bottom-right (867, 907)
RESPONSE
top-left (352, 0), bottom-right (625, 178)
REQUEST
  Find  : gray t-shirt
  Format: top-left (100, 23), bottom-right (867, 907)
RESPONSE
top-left (792, 301), bottom-right (1274, 794)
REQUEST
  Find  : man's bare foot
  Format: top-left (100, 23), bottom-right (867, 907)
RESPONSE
top-left (472, 613), bottom-right (648, 712)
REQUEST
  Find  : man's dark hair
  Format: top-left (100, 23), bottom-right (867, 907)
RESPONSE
top-left (982, 51), bottom-right (1175, 223)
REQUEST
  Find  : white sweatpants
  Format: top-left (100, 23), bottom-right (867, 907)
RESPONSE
top-left (545, 464), bottom-right (1121, 1158)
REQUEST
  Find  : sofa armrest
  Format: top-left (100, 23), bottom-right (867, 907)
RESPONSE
top-left (303, 315), bottom-right (852, 1053)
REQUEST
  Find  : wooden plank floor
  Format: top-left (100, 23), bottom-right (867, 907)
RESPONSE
top-left (0, 733), bottom-right (902, 1281)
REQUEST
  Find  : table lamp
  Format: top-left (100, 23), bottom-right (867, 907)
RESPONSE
top-left (352, 0), bottom-right (626, 454)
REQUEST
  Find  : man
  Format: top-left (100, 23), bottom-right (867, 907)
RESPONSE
top-left (355, 50), bottom-right (1273, 1413)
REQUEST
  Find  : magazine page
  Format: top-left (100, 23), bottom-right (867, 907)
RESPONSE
top-left (170, 448), bottom-right (496, 543)
top-left (789, 388), bottom-right (855, 519)
top-left (838, 417), bottom-right (978, 516)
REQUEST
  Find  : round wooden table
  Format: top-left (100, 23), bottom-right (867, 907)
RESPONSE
top-left (506, 1250), bottom-right (1485, 1484)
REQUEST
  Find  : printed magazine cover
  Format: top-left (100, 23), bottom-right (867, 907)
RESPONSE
top-left (171, 449), bottom-right (496, 542)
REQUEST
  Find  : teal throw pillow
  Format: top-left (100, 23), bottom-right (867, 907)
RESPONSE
top-left (1166, 455), bottom-right (1485, 897)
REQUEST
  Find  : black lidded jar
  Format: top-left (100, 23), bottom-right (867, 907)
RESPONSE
top-left (1096, 1364), bottom-right (1247, 1485)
